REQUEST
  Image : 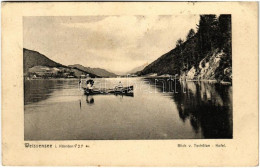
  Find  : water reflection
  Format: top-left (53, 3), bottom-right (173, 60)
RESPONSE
top-left (24, 79), bottom-right (77, 105)
top-left (145, 78), bottom-right (233, 139)
top-left (84, 93), bottom-right (134, 106)
top-left (86, 95), bottom-right (95, 105)
top-left (24, 78), bottom-right (232, 140)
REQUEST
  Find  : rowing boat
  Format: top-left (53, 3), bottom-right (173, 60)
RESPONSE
top-left (82, 86), bottom-right (134, 96)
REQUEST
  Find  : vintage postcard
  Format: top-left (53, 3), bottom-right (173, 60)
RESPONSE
top-left (1, 2), bottom-right (258, 166)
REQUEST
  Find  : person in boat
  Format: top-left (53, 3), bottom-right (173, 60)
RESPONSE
top-left (118, 81), bottom-right (123, 88)
top-left (85, 74), bottom-right (94, 93)
top-left (115, 81), bottom-right (123, 91)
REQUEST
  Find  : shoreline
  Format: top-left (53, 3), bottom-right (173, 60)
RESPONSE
top-left (141, 76), bottom-right (232, 85)
top-left (24, 76), bottom-right (232, 85)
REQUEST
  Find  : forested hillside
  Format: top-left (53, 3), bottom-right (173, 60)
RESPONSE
top-left (140, 15), bottom-right (232, 82)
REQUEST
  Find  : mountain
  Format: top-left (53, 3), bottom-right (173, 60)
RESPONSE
top-left (68, 64), bottom-right (117, 77)
top-left (23, 48), bottom-right (65, 73)
top-left (68, 64), bottom-right (92, 74)
top-left (23, 48), bottom-right (98, 78)
top-left (91, 68), bottom-right (117, 77)
top-left (127, 63), bottom-right (149, 75)
top-left (140, 15), bottom-right (232, 82)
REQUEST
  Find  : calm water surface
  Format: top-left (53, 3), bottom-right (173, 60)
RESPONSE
top-left (24, 77), bottom-right (232, 140)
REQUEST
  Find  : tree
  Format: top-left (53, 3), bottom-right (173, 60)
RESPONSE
top-left (218, 14), bottom-right (231, 57)
top-left (186, 29), bottom-right (195, 40)
top-left (197, 15), bottom-right (218, 54)
top-left (176, 38), bottom-right (184, 47)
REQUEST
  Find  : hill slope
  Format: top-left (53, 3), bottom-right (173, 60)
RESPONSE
top-left (91, 68), bottom-right (117, 77)
top-left (140, 15), bottom-right (232, 82)
top-left (23, 48), bottom-right (98, 78)
top-left (23, 48), bottom-right (64, 73)
top-left (127, 63), bottom-right (149, 75)
top-left (69, 64), bottom-right (117, 77)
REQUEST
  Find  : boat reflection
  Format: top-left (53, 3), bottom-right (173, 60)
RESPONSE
top-left (84, 92), bottom-right (134, 106)
top-left (86, 95), bottom-right (95, 105)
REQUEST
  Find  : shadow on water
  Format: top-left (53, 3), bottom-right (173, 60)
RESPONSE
top-left (145, 77), bottom-right (233, 139)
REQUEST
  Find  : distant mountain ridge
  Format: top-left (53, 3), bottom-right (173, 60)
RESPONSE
top-left (127, 63), bottom-right (149, 75)
top-left (68, 64), bottom-right (117, 77)
top-left (23, 48), bottom-right (117, 78)
top-left (23, 49), bottom-right (97, 78)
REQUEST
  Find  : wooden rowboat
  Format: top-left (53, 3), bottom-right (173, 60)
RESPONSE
top-left (82, 86), bottom-right (134, 96)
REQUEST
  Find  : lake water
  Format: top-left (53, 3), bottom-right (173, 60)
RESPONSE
top-left (24, 77), bottom-right (232, 140)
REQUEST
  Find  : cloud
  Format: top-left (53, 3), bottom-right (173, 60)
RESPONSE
top-left (24, 15), bottom-right (199, 73)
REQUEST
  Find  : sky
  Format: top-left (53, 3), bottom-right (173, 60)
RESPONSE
top-left (24, 15), bottom-right (200, 74)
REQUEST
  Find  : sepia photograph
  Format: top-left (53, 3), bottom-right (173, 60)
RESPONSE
top-left (2, 2), bottom-right (258, 166)
top-left (24, 14), bottom-right (232, 140)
